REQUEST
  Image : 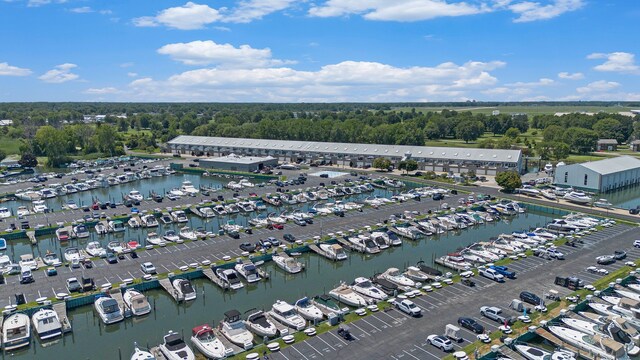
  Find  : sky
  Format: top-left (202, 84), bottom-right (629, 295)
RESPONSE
top-left (1, 0), bottom-right (639, 102)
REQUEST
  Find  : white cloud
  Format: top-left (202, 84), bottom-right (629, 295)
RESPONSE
top-left (508, 0), bottom-right (584, 23)
top-left (27, 0), bottom-right (67, 7)
top-left (587, 52), bottom-right (639, 74)
top-left (133, 2), bottom-right (221, 30)
top-left (506, 78), bottom-right (555, 87)
top-left (127, 72), bottom-right (138, 77)
top-left (576, 80), bottom-right (620, 93)
top-left (558, 71), bottom-right (584, 80)
top-left (84, 87), bottom-right (120, 94)
top-left (0, 62), bottom-right (32, 76)
top-left (157, 40), bottom-right (294, 68)
top-left (120, 62), bottom-right (134, 68)
top-left (38, 63), bottom-right (79, 83)
top-left (223, 0), bottom-right (298, 23)
top-left (70, 6), bottom-right (92, 13)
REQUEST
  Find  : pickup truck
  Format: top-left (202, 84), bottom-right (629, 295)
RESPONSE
top-left (480, 306), bottom-right (514, 325)
top-left (489, 265), bottom-right (517, 279)
top-left (479, 268), bottom-right (505, 282)
top-left (393, 299), bottom-right (422, 317)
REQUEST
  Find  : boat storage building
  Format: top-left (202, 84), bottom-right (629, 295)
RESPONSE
top-left (553, 155), bottom-right (640, 192)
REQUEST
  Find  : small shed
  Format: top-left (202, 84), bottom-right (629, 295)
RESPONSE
top-left (630, 140), bottom-right (640, 152)
top-left (596, 139), bottom-right (617, 151)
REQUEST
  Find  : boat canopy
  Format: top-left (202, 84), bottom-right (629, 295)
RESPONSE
top-left (192, 324), bottom-right (213, 336)
top-left (224, 309), bottom-right (241, 321)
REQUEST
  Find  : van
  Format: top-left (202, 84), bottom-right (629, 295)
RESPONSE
top-left (19, 267), bottom-right (34, 284)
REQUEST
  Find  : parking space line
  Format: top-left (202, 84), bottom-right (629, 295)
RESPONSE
top-left (315, 335), bottom-right (336, 351)
top-left (288, 345), bottom-right (310, 360)
top-left (402, 350), bottom-right (420, 359)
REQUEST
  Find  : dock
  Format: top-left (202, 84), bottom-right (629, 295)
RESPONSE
top-left (499, 347), bottom-right (527, 360)
top-left (202, 268), bottom-right (229, 290)
top-left (335, 236), bottom-right (365, 253)
top-left (308, 244), bottom-right (330, 259)
top-left (150, 347), bottom-right (168, 359)
top-left (535, 328), bottom-right (583, 356)
top-left (265, 312), bottom-right (294, 336)
top-left (130, 214), bottom-right (142, 227)
top-left (158, 278), bottom-right (183, 302)
top-left (212, 327), bottom-right (244, 355)
top-left (109, 289), bottom-right (130, 318)
top-left (239, 259), bottom-right (270, 280)
top-left (52, 302), bottom-right (72, 333)
top-left (26, 230), bottom-right (37, 245)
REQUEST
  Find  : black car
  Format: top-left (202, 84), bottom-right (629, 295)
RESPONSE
top-left (520, 291), bottom-right (542, 306)
top-left (239, 242), bottom-right (256, 252)
top-left (433, 193), bottom-right (444, 201)
top-left (106, 252), bottom-right (118, 264)
top-left (283, 234), bottom-right (296, 243)
top-left (334, 209), bottom-right (345, 217)
top-left (457, 317), bottom-right (484, 334)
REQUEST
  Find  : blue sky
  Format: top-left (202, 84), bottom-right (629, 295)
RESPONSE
top-left (1, 0), bottom-right (639, 102)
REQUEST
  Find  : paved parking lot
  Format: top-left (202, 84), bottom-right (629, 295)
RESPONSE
top-left (263, 223), bottom-right (639, 360)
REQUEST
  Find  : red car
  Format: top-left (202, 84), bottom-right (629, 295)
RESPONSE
top-left (267, 223), bottom-right (284, 230)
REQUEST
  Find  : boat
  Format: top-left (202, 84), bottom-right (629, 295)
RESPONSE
top-left (0, 207), bottom-right (11, 218)
top-left (213, 205), bottom-right (227, 216)
top-left (351, 277), bottom-right (388, 302)
top-left (514, 344), bottom-right (575, 360)
top-left (95, 222), bottom-right (108, 235)
top-left (190, 324), bottom-right (230, 360)
top-left (107, 241), bottom-right (124, 254)
top-left (159, 331), bottom-right (195, 360)
top-left (128, 217), bottom-right (141, 228)
top-left (436, 253), bottom-right (472, 271)
top-left (140, 214), bottom-right (159, 227)
top-left (244, 310), bottom-right (278, 338)
top-left (548, 325), bottom-right (626, 360)
top-left (130, 343), bottom-right (155, 360)
top-left (108, 220), bottom-right (126, 232)
top-left (547, 219), bottom-right (580, 233)
top-left (56, 227), bottom-right (71, 241)
top-left (403, 266), bottom-right (430, 282)
top-left (16, 206), bottom-right (30, 217)
top-left (179, 227), bottom-right (197, 241)
top-left (294, 297), bottom-right (324, 321)
top-left (215, 268), bottom-right (244, 290)
top-left (272, 252), bottom-right (304, 274)
top-left (519, 185), bottom-right (541, 197)
top-left (43, 251), bottom-right (62, 267)
top-left (160, 213), bottom-right (173, 224)
top-left (85, 241), bottom-right (106, 257)
top-left (329, 282), bottom-right (368, 307)
top-left (380, 267), bottom-right (416, 287)
top-left (220, 310), bottom-right (254, 350)
top-left (146, 232), bottom-right (166, 246)
top-left (128, 190), bottom-right (144, 202)
top-left (198, 207), bottom-right (216, 218)
top-left (127, 240), bottom-right (140, 251)
top-left (171, 210), bottom-right (188, 223)
top-left (173, 278), bottom-right (196, 301)
top-left (268, 300), bottom-right (306, 331)
top-left (32, 200), bottom-right (48, 213)
top-left (311, 294), bottom-right (346, 315)
top-left (15, 190), bottom-right (41, 201)
top-left (541, 190), bottom-right (557, 200)
top-left (235, 262), bottom-right (261, 283)
top-left (544, 163), bottom-right (554, 173)
top-left (31, 308), bottom-right (62, 340)
top-left (319, 243), bottom-right (348, 261)
top-left (65, 200), bottom-right (78, 210)
top-left (94, 295), bottom-right (124, 324)
top-left (594, 199), bottom-right (613, 209)
top-left (163, 230), bottom-right (180, 243)
top-left (563, 191), bottom-right (593, 204)
top-left (2, 313), bottom-right (30, 350)
top-left (71, 224), bottom-right (90, 238)
top-left (19, 253), bottom-right (38, 270)
top-left (123, 289), bottom-right (151, 316)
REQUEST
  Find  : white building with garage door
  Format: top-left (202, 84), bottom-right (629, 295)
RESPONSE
top-left (554, 155), bottom-right (640, 192)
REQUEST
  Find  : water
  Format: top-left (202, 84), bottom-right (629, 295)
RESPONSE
top-left (9, 211), bottom-right (552, 359)
top-left (603, 186), bottom-right (640, 210)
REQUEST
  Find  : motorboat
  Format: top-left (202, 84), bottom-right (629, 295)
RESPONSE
top-left (437, 253), bottom-right (472, 271)
top-left (532, 228), bottom-right (558, 240)
top-left (72, 224), bottom-right (90, 238)
top-left (213, 205), bottom-right (227, 216)
top-left (594, 199), bottom-right (614, 209)
top-left (31, 308), bottom-right (62, 340)
top-left (294, 297), bottom-right (324, 321)
top-left (173, 278), bottom-right (196, 301)
top-left (272, 252), bottom-right (304, 274)
top-left (319, 243), bottom-right (348, 261)
top-left (86, 241), bottom-right (106, 257)
top-left (107, 241), bottom-right (124, 254)
top-left (541, 190), bottom-right (557, 200)
top-left (108, 220), bottom-right (126, 232)
top-left (65, 200), bottom-right (78, 210)
top-left (215, 268), bottom-right (244, 290)
top-left (16, 206), bottom-right (30, 217)
top-left (0, 207), bottom-right (11, 218)
top-left (180, 181), bottom-right (199, 195)
top-left (547, 219), bottom-right (580, 233)
top-left (95, 222), bottom-right (108, 235)
top-left (198, 207), bottom-right (216, 218)
top-left (544, 163), bottom-right (554, 173)
top-left (235, 262), bottom-right (261, 283)
top-left (547, 325), bottom-right (626, 360)
top-left (514, 344), bottom-right (575, 360)
top-left (615, 289), bottom-right (640, 302)
top-left (128, 190), bottom-right (144, 202)
top-left (56, 227), bottom-right (71, 241)
top-left (123, 289), bottom-right (151, 316)
top-left (369, 232), bottom-right (390, 249)
top-left (159, 331), bottom-right (195, 360)
top-left (43, 251), bottom-right (62, 267)
top-left (32, 200), bottom-right (48, 213)
top-left (128, 217), bottom-right (141, 228)
top-left (563, 191), bottom-right (592, 204)
top-left (351, 277), bottom-right (388, 302)
top-left (127, 240), bottom-right (141, 251)
top-left (519, 185), bottom-right (541, 197)
top-left (403, 266), bottom-right (430, 282)
top-left (2, 313), bottom-right (30, 350)
top-left (220, 310), bottom-right (254, 350)
top-left (160, 213), bottom-right (173, 224)
top-left (194, 227), bottom-right (208, 240)
top-left (311, 295), bottom-right (346, 315)
top-left (244, 310), bottom-right (278, 338)
top-left (386, 231), bottom-right (403, 246)
top-left (94, 296), bottom-right (124, 324)
top-left (131, 343), bottom-right (155, 360)
top-left (141, 214), bottom-right (159, 227)
top-left (171, 211), bottom-right (188, 223)
top-left (561, 317), bottom-right (606, 336)
top-left (146, 232), bottom-right (166, 246)
top-left (19, 253), bottom-right (38, 270)
top-left (190, 324), bottom-right (230, 360)
top-left (168, 188), bottom-right (185, 197)
top-left (179, 227), bottom-right (197, 241)
top-left (329, 282), bottom-right (368, 307)
top-left (163, 230), bottom-right (180, 243)
top-left (380, 267), bottom-right (416, 287)
top-left (268, 300), bottom-right (306, 331)
top-left (38, 188), bottom-right (56, 199)
top-left (15, 190), bottom-right (41, 201)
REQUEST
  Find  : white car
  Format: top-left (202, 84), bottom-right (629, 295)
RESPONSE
top-left (140, 262), bottom-right (156, 275)
top-left (477, 333), bottom-right (491, 343)
top-left (394, 299), bottom-right (422, 317)
top-left (546, 247), bottom-right (565, 260)
top-left (634, 239), bottom-right (640, 248)
top-left (427, 335), bottom-right (453, 352)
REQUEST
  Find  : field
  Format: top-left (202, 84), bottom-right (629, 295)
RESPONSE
top-left (0, 136), bottom-right (23, 155)
top-left (394, 105), bottom-right (635, 115)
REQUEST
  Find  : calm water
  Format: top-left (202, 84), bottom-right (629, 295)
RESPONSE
top-left (9, 211), bottom-right (552, 359)
top-left (603, 186), bottom-right (640, 210)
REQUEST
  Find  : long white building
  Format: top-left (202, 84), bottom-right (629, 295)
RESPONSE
top-left (167, 135), bottom-right (523, 175)
top-left (554, 155), bottom-right (640, 192)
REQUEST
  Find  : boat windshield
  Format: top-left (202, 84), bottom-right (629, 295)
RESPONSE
top-left (102, 299), bottom-right (120, 314)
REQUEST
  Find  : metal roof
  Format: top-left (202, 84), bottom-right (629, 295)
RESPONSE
top-left (168, 135), bottom-right (522, 163)
top-left (201, 155), bottom-right (276, 165)
top-left (579, 155), bottom-right (640, 175)
top-left (597, 139), bottom-right (618, 144)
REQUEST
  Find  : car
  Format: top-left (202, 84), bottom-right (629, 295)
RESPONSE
top-left (457, 317), bottom-right (484, 334)
top-left (614, 250), bottom-right (627, 260)
top-left (394, 299), bottom-right (421, 317)
top-left (106, 252), bottom-right (118, 264)
top-left (634, 240), bottom-right (640, 248)
top-left (293, 218), bottom-right (307, 226)
top-left (283, 234), bottom-right (296, 243)
top-left (256, 239), bottom-right (272, 249)
top-left (596, 255), bottom-right (616, 265)
top-left (333, 209), bottom-right (345, 217)
top-left (266, 237), bottom-right (281, 246)
top-left (141, 262), bottom-right (156, 275)
top-left (268, 223), bottom-right (284, 230)
top-left (546, 247), bottom-right (565, 260)
top-left (432, 193), bottom-right (444, 201)
top-left (239, 242), bottom-right (257, 252)
top-left (66, 277), bottom-right (81, 292)
top-left (519, 291), bottom-right (542, 306)
top-left (426, 335), bottom-right (453, 352)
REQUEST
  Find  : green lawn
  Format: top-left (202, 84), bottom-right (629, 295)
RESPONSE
top-left (423, 130), bottom-right (542, 148)
top-left (0, 136), bottom-right (22, 155)
top-left (394, 105), bottom-right (634, 115)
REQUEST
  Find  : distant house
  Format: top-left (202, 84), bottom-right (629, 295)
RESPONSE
top-left (596, 139), bottom-right (618, 151)
top-left (0, 119), bottom-right (13, 126)
top-left (631, 140), bottom-right (640, 152)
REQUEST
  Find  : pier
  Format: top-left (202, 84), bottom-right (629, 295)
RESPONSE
top-left (109, 289), bottom-right (130, 318)
top-left (335, 236), bottom-right (364, 253)
top-left (308, 243), bottom-right (332, 260)
top-left (498, 347), bottom-right (527, 360)
top-left (26, 230), bottom-right (37, 245)
top-left (52, 302), bottom-right (72, 333)
top-left (212, 327), bottom-right (244, 355)
top-left (202, 268), bottom-right (229, 290)
top-left (265, 313), bottom-right (292, 336)
top-left (158, 278), bottom-right (182, 302)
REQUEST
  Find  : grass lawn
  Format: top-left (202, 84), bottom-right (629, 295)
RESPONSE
top-left (0, 136), bottom-right (22, 155)
top-left (423, 130), bottom-right (541, 148)
top-left (394, 105), bottom-right (634, 115)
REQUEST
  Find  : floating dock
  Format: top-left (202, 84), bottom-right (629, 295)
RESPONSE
top-left (499, 347), bottom-right (527, 360)
top-left (212, 327), bottom-right (244, 355)
top-left (109, 289), bottom-right (130, 318)
top-left (53, 302), bottom-right (72, 333)
top-left (202, 268), bottom-right (229, 290)
top-left (265, 313), bottom-right (293, 336)
top-left (26, 230), bottom-right (37, 245)
top-left (159, 278), bottom-right (182, 302)
top-left (335, 236), bottom-right (365, 253)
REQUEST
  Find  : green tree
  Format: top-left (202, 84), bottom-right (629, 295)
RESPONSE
top-left (455, 120), bottom-right (484, 143)
top-left (552, 142), bottom-right (570, 161)
top-left (495, 171), bottom-right (522, 192)
top-left (592, 118), bottom-right (623, 143)
top-left (0, 149), bottom-right (6, 163)
top-left (563, 127), bottom-right (598, 154)
top-left (18, 153), bottom-right (37, 168)
top-left (543, 125), bottom-right (564, 142)
top-left (398, 160), bottom-right (418, 174)
top-left (92, 124), bottom-right (119, 155)
top-left (372, 157), bottom-right (392, 171)
top-left (35, 126), bottom-right (68, 167)
top-left (505, 127), bottom-right (520, 139)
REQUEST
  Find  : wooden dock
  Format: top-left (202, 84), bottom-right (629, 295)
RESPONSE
top-left (535, 328), bottom-right (583, 356)
top-left (150, 347), bottom-right (168, 359)
top-left (335, 236), bottom-right (364, 253)
top-left (52, 302), bottom-right (72, 333)
top-left (158, 278), bottom-right (182, 302)
top-left (212, 327), bottom-right (244, 355)
top-left (499, 347), bottom-right (527, 360)
top-left (26, 231), bottom-right (37, 245)
top-left (308, 244), bottom-right (331, 260)
top-left (109, 289), bottom-right (130, 318)
top-left (265, 313), bottom-right (293, 336)
top-left (202, 268), bottom-right (229, 290)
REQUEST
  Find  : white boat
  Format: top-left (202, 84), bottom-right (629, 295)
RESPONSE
top-left (437, 253), bottom-right (472, 271)
top-left (319, 243), bottom-right (348, 261)
top-left (179, 227), bottom-right (197, 241)
top-left (561, 317), bottom-right (605, 336)
top-left (86, 241), bottom-right (106, 257)
top-left (169, 188), bottom-right (185, 197)
top-left (141, 214), bottom-right (159, 227)
top-left (173, 278), bottom-right (196, 301)
top-left (198, 207), bottom-right (216, 218)
top-left (594, 199), bottom-right (613, 209)
top-left (163, 230), bottom-right (180, 243)
top-left (180, 181), bottom-right (199, 195)
top-left (128, 190), bottom-right (144, 202)
top-left (2, 313), bottom-right (30, 350)
top-left (244, 310), bottom-right (278, 338)
top-left (72, 224), bottom-right (90, 238)
top-left (64, 248), bottom-right (81, 263)
top-left (43, 252), bottom-right (62, 267)
top-left (544, 163), bottom-right (554, 173)
top-left (220, 310), bottom-right (254, 350)
top-left (159, 331), bottom-right (195, 360)
top-left (107, 241), bottom-right (124, 254)
top-left (268, 300), bottom-right (306, 331)
top-left (56, 227), bottom-right (71, 241)
top-left (514, 344), bottom-right (575, 360)
top-left (403, 266), bottom-right (430, 282)
top-left (146, 232), bottom-right (166, 246)
top-left (130, 343), bottom-right (155, 360)
top-left (15, 190), bottom-right (41, 201)
top-left (329, 282), bottom-right (368, 307)
top-left (381, 267), bottom-right (416, 287)
top-left (171, 211), bottom-right (188, 223)
top-left (65, 200), bottom-right (78, 210)
top-left (548, 325), bottom-right (626, 360)
top-left (16, 206), bottom-right (30, 217)
top-left (95, 222), bottom-right (108, 235)
top-left (108, 220), bottom-right (126, 232)
top-left (532, 228), bottom-right (558, 240)
top-left (128, 217), bottom-right (141, 228)
top-left (351, 277), bottom-right (388, 302)
top-left (123, 289), bottom-right (151, 316)
top-left (541, 190), bottom-right (557, 200)
top-left (19, 253), bottom-right (38, 270)
top-left (32, 200), bottom-right (48, 213)
top-left (190, 324), bottom-right (230, 360)
top-left (213, 205), bottom-right (227, 215)
top-left (160, 213), bottom-right (173, 224)
top-left (38, 188), bottom-right (56, 199)
top-left (215, 268), bottom-right (244, 290)
top-left (31, 308), bottom-right (62, 340)
top-left (235, 262), bottom-right (261, 283)
top-left (94, 296), bottom-right (124, 325)
top-left (0, 207), bottom-right (11, 218)
top-left (616, 289), bottom-right (640, 302)
top-left (272, 252), bottom-right (304, 274)
top-left (294, 297), bottom-right (324, 321)
top-left (563, 191), bottom-right (592, 204)
top-left (519, 185), bottom-right (541, 197)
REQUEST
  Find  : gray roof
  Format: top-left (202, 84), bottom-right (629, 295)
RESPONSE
top-left (630, 140), bottom-right (640, 145)
top-left (580, 155), bottom-right (640, 175)
top-left (201, 154), bottom-right (276, 165)
top-left (168, 135), bottom-right (522, 163)
top-left (597, 139), bottom-right (618, 144)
